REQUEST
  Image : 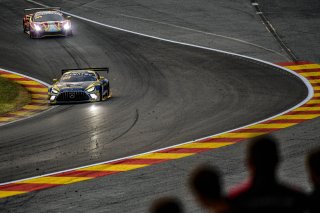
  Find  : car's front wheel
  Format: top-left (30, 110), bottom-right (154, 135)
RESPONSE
top-left (98, 89), bottom-right (103, 101)
top-left (29, 31), bottom-right (35, 39)
top-left (64, 31), bottom-right (73, 37)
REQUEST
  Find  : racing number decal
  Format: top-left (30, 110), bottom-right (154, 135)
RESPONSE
top-left (55, 22), bottom-right (62, 30)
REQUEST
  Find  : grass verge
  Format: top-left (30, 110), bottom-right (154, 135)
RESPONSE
top-left (0, 77), bottom-right (31, 115)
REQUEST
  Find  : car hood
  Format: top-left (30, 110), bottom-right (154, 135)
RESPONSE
top-left (56, 81), bottom-right (95, 90)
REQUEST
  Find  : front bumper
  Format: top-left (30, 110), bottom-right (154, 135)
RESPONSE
top-left (30, 29), bottom-right (72, 38)
top-left (49, 89), bottom-right (99, 104)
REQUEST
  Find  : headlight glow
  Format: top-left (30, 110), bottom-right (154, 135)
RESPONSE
top-left (86, 86), bottom-right (95, 93)
top-left (90, 94), bottom-right (98, 99)
top-left (34, 24), bottom-right (42, 31)
top-left (50, 96), bottom-right (56, 101)
top-left (64, 22), bottom-right (71, 30)
top-left (51, 88), bottom-right (59, 94)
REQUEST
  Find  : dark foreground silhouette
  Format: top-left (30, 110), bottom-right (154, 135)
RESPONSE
top-left (151, 135), bottom-right (320, 213)
top-left (307, 148), bottom-right (320, 213)
top-left (150, 197), bottom-right (183, 213)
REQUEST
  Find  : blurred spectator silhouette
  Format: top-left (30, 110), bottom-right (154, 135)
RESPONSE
top-left (307, 147), bottom-right (320, 213)
top-left (228, 135), bottom-right (307, 213)
top-left (150, 197), bottom-right (183, 213)
top-left (189, 165), bottom-right (230, 213)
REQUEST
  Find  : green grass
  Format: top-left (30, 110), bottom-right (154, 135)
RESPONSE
top-left (0, 77), bottom-right (31, 115)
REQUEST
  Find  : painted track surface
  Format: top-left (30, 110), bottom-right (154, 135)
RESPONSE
top-left (258, 0), bottom-right (320, 62)
top-left (0, 0), bottom-right (312, 211)
top-left (28, 0), bottom-right (289, 62)
top-left (0, 0), bottom-right (308, 184)
top-left (0, 61), bottom-right (319, 212)
top-left (0, 69), bottom-right (49, 125)
top-left (0, 61), bottom-right (319, 199)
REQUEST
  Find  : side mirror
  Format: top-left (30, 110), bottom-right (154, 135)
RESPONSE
top-left (53, 79), bottom-right (58, 83)
top-left (99, 76), bottom-right (105, 80)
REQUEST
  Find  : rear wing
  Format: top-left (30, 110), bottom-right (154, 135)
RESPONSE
top-left (61, 67), bottom-right (109, 75)
top-left (24, 7), bottom-right (61, 14)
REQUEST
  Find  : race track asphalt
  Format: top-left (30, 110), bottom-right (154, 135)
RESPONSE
top-left (258, 0), bottom-right (320, 62)
top-left (0, 0), bottom-right (311, 212)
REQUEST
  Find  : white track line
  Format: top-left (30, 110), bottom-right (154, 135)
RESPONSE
top-left (26, 0), bottom-right (287, 59)
top-left (0, 0), bottom-right (312, 186)
top-left (119, 13), bottom-right (287, 58)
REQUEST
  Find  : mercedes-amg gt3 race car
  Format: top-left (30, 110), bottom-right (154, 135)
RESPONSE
top-left (48, 68), bottom-right (110, 104)
top-left (23, 7), bottom-right (72, 38)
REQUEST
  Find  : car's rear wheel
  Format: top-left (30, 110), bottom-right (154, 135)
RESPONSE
top-left (106, 86), bottom-right (110, 98)
top-left (102, 85), bottom-right (110, 100)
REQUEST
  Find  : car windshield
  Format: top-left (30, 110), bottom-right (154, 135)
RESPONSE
top-left (60, 73), bottom-right (97, 82)
top-left (33, 13), bottom-right (64, 22)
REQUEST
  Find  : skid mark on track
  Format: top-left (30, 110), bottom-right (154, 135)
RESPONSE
top-left (111, 109), bottom-right (139, 142)
top-left (0, 62), bottom-right (317, 199)
top-left (0, 69), bottom-right (50, 126)
top-left (0, 0), bottom-right (312, 201)
top-left (57, 40), bottom-right (91, 68)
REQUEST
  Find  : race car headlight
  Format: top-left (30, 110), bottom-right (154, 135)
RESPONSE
top-left (63, 22), bottom-right (71, 30)
top-left (90, 94), bottom-right (98, 100)
top-left (50, 96), bottom-right (56, 101)
top-left (86, 86), bottom-right (95, 93)
top-left (34, 24), bottom-right (42, 31)
top-left (51, 88), bottom-right (59, 94)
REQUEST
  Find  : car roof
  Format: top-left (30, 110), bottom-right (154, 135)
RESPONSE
top-left (34, 11), bottom-right (63, 16)
top-left (63, 70), bottom-right (97, 75)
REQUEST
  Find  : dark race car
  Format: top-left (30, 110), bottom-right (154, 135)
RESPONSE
top-left (48, 68), bottom-right (110, 104)
top-left (23, 7), bottom-right (72, 38)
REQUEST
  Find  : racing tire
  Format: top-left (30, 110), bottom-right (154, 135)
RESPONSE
top-left (98, 89), bottom-right (103, 102)
top-left (64, 31), bottom-right (73, 37)
top-left (23, 21), bottom-right (26, 33)
top-left (106, 86), bottom-right (110, 98)
top-left (102, 85), bottom-right (110, 100)
top-left (29, 31), bottom-right (35, 39)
